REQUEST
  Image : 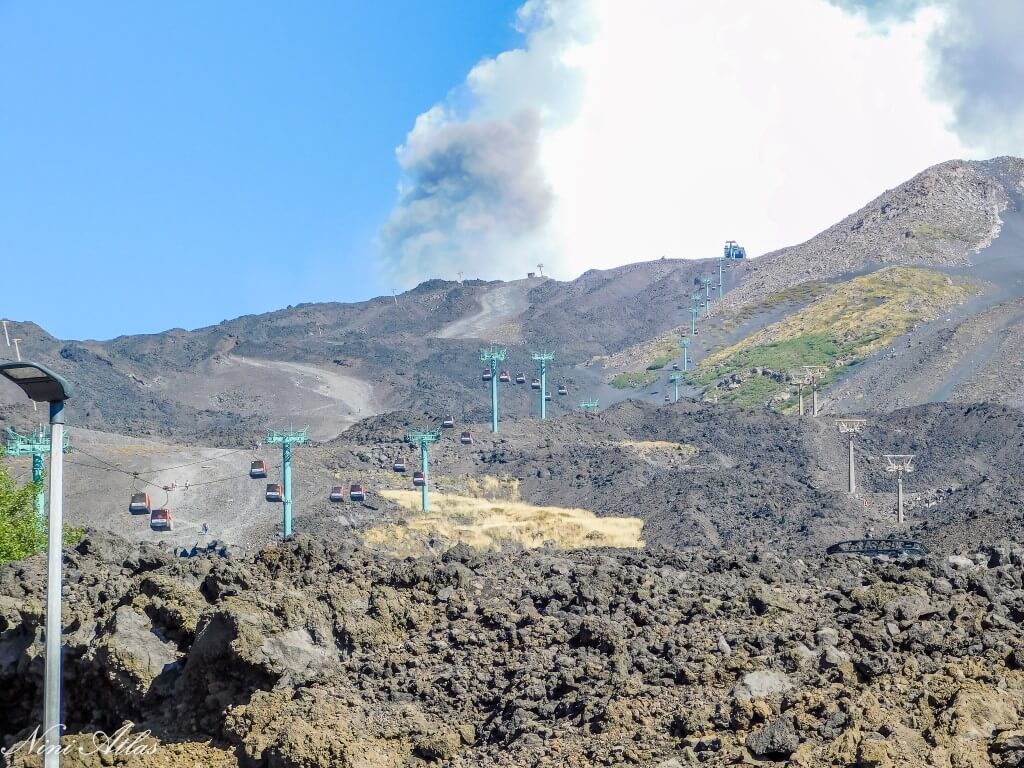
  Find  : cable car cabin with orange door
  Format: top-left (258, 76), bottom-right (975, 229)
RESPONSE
top-left (530, 378), bottom-right (541, 390)
top-left (250, 460), bottom-right (267, 478)
top-left (442, 415), bottom-right (455, 428)
top-left (460, 431), bottom-right (473, 445)
top-left (412, 471), bottom-right (426, 487)
top-left (129, 493), bottom-right (151, 514)
top-left (329, 485), bottom-right (344, 502)
top-left (515, 373), bottom-right (526, 384)
top-left (265, 483), bottom-right (283, 502)
top-left (393, 456), bottom-right (407, 472)
top-left (557, 385), bottom-right (568, 396)
top-left (481, 369), bottom-right (492, 382)
top-left (150, 509), bottom-right (173, 531)
top-left (350, 483), bottom-right (365, 501)
top-left (498, 370), bottom-right (511, 383)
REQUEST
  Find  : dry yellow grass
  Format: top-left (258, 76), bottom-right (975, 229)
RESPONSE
top-left (365, 490), bottom-right (644, 556)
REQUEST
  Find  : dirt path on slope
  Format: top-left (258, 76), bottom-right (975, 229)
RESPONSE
top-left (436, 282), bottom-right (532, 341)
top-left (230, 356), bottom-right (380, 441)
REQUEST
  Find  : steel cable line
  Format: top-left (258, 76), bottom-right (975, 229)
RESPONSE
top-left (69, 449), bottom-right (167, 491)
top-left (125, 447), bottom-right (252, 475)
top-left (69, 452), bottom-right (258, 491)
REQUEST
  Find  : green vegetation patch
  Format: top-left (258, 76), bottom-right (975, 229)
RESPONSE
top-left (717, 376), bottom-right (788, 408)
top-left (692, 267), bottom-right (974, 408)
top-left (0, 460), bottom-right (83, 566)
top-left (610, 371), bottom-right (659, 389)
top-left (686, 333), bottom-right (841, 388)
top-left (645, 355), bottom-right (674, 371)
top-left (728, 281), bottom-right (828, 325)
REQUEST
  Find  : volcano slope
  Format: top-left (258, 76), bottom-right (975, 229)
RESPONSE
top-left (2, 531), bottom-right (1023, 767)
top-left (3, 158), bottom-right (1024, 442)
top-left (298, 399), bottom-right (1024, 557)
top-left (6, 398), bottom-right (1023, 557)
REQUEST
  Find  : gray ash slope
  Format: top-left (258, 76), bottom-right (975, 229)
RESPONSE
top-left (38, 395), bottom-right (1024, 557)
top-left (2, 531), bottom-right (1023, 766)
top-left (722, 156), bottom-right (1024, 311)
top-left (0, 262), bottom-right (719, 443)
top-left (3, 157), bottom-right (1024, 444)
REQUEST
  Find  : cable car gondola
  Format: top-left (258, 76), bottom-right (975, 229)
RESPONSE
top-left (442, 415), bottom-right (455, 428)
top-left (481, 369), bottom-right (493, 382)
top-left (498, 370), bottom-right (511, 383)
top-left (515, 373), bottom-right (526, 384)
top-left (544, 392), bottom-right (552, 401)
top-left (672, 362), bottom-right (680, 371)
top-left (150, 509), bottom-right (173, 532)
top-left (393, 456), bottom-right (407, 472)
top-left (350, 483), bottom-right (365, 502)
top-left (412, 471), bottom-right (426, 487)
top-left (266, 483), bottom-right (283, 502)
top-left (329, 485), bottom-right (345, 502)
top-left (250, 460), bottom-right (268, 478)
top-left (530, 378), bottom-right (541, 390)
top-left (557, 385), bottom-right (568, 396)
top-left (129, 492), bottom-right (151, 515)
top-left (460, 431), bottom-right (473, 445)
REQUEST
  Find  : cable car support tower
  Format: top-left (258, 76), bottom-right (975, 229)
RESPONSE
top-left (884, 454), bottom-right (915, 524)
top-left (680, 337), bottom-right (690, 372)
top-left (5, 426), bottom-right (71, 539)
top-left (836, 419), bottom-right (866, 494)
top-left (266, 426), bottom-right (308, 539)
top-left (668, 374), bottom-right (683, 403)
top-left (480, 345), bottom-right (507, 433)
top-left (406, 429), bottom-right (440, 512)
top-left (531, 351), bottom-right (555, 419)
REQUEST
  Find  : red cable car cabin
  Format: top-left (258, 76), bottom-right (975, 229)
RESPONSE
top-left (498, 370), bottom-right (511, 383)
top-left (460, 431), bottom-right (473, 445)
top-left (393, 456), bottom-right (407, 472)
top-left (329, 485), bottom-right (344, 502)
top-left (412, 471), bottom-right (426, 487)
top-left (515, 373), bottom-right (526, 384)
top-left (266, 483), bottom-right (283, 502)
top-left (350, 483), bottom-right (365, 501)
top-left (250, 460), bottom-right (267, 478)
top-left (530, 378), bottom-right (541, 389)
top-left (442, 415), bottom-right (455, 428)
top-left (481, 369), bottom-right (492, 382)
top-left (150, 509), bottom-right (173, 531)
top-left (129, 493), bottom-right (151, 514)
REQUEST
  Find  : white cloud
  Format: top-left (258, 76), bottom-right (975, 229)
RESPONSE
top-left (380, 0), bottom-right (984, 284)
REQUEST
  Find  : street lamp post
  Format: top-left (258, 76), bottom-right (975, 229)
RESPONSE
top-left (0, 362), bottom-right (73, 768)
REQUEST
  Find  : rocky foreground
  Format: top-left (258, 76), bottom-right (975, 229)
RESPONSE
top-left (1, 533), bottom-right (1023, 767)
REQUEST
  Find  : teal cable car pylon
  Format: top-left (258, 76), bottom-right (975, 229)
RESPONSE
top-left (668, 374), bottom-right (683, 402)
top-left (531, 351), bottom-right (555, 419)
top-left (406, 429), bottom-right (440, 512)
top-left (4, 426), bottom-right (70, 540)
top-left (266, 426), bottom-right (308, 539)
top-left (480, 345), bottom-right (507, 433)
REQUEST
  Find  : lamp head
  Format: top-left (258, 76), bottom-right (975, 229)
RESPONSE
top-left (0, 362), bottom-right (73, 403)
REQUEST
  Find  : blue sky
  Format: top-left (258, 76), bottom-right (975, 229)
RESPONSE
top-left (0, 1), bottom-right (522, 340)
